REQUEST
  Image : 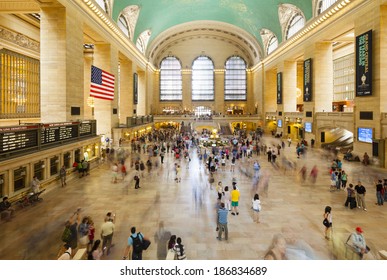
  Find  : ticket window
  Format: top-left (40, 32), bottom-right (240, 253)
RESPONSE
top-left (63, 152), bottom-right (71, 169)
top-left (50, 156), bottom-right (59, 176)
top-left (14, 167), bottom-right (27, 192)
top-left (34, 161), bottom-right (45, 180)
top-left (75, 149), bottom-right (81, 163)
top-left (0, 174), bottom-right (4, 198)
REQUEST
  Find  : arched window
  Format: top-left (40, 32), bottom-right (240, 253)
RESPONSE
top-left (192, 56), bottom-right (214, 101)
top-left (118, 14), bottom-right (129, 37)
top-left (160, 57), bottom-right (182, 101)
top-left (95, 0), bottom-right (108, 14)
top-left (267, 36), bottom-right (278, 55)
top-left (316, 0), bottom-right (338, 15)
top-left (285, 14), bottom-right (305, 40)
top-left (224, 56), bottom-right (246, 101)
top-left (136, 30), bottom-right (151, 54)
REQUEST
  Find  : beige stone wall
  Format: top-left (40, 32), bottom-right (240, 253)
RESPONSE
top-left (92, 44), bottom-right (118, 138)
top-left (264, 68), bottom-right (277, 113)
top-left (40, 7), bottom-right (67, 122)
top-left (119, 58), bottom-right (133, 123)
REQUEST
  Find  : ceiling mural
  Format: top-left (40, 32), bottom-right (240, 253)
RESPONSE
top-left (111, 0), bottom-right (313, 55)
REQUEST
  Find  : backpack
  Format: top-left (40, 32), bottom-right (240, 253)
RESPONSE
top-left (131, 233), bottom-right (143, 254)
top-left (61, 227), bottom-right (72, 244)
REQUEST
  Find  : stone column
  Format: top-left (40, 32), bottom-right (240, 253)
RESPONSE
top-left (182, 70), bottom-right (192, 112)
top-left (302, 42), bottom-right (333, 115)
top-left (278, 60), bottom-right (297, 113)
top-left (263, 68), bottom-right (277, 113)
top-left (40, 5), bottom-right (84, 122)
top-left (92, 44), bottom-right (119, 139)
top-left (137, 70), bottom-right (146, 116)
top-left (119, 58), bottom-right (133, 123)
top-left (214, 70), bottom-right (224, 114)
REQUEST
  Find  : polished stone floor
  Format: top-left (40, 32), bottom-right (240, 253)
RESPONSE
top-left (1, 136), bottom-right (387, 260)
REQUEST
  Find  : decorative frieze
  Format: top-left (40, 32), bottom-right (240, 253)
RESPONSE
top-left (0, 25), bottom-right (39, 52)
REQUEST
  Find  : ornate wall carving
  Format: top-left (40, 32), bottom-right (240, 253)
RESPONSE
top-left (0, 26), bottom-right (39, 52)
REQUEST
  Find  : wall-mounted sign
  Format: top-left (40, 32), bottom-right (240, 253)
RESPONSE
top-left (133, 73), bottom-right (138, 105)
top-left (356, 30), bottom-right (372, 96)
top-left (303, 58), bottom-right (312, 102)
top-left (277, 72), bottom-right (282, 104)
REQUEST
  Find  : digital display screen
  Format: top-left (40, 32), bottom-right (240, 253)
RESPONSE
top-left (305, 122), bottom-right (312, 133)
top-left (358, 127), bottom-right (373, 143)
top-left (277, 119), bottom-right (282, 128)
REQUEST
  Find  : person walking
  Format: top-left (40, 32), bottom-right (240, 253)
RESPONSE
top-left (123, 226), bottom-right (148, 260)
top-left (230, 182), bottom-right (240, 216)
top-left (223, 186), bottom-right (231, 211)
top-left (60, 165), bottom-right (67, 187)
top-left (88, 239), bottom-right (103, 260)
top-left (323, 206), bottom-right (332, 240)
top-left (0, 196), bottom-right (15, 221)
top-left (252, 193), bottom-right (262, 223)
top-left (134, 173), bottom-right (140, 189)
top-left (375, 179), bottom-right (384, 206)
top-left (341, 170), bottom-right (348, 189)
top-left (173, 237), bottom-right (187, 260)
top-left (100, 216), bottom-right (115, 255)
top-left (354, 181), bottom-right (367, 211)
top-left (348, 227), bottom-right (369, 259)
top-left (216, 202), bottom-right (229, 241)
top-left (344, 184), bottom-right (356, 209)
top-left (264, 234), bottom-right (287, 260)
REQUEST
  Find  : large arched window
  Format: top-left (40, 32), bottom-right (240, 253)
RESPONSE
top-left (95, 0), bottom-right (109, 14)
top-left (285, 14), bottom-right (305, 40)
top-left (192, 56), bottom-right (214, 101)
top-left (136, 30), bottom-right (151, 54)
top-left (316, 0), bottom-right (338, 15)
top-left (267, 36), bottom-right (278, 55)
top-left (118, 14), bottom-right (129, 37)
top-left (160, 56), bottom-right (182, 101)
top-left (224, 56), bottom-right (246, 101)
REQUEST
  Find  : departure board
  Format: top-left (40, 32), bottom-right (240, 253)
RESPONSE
top-left (80, 121), bottom-right (92, 136)
top-left (41, 122), bottom-right (79, 144)
top-left (0, 126), bottom-right (39, 153)
top-left (1, 121), bottom-right (96, 159)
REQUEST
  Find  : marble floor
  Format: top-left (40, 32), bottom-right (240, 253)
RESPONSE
top-left (1, 136), bottom-right (387, 260)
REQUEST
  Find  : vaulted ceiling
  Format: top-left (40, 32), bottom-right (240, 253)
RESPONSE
top-left (111, 0), bottom-right (314, 63)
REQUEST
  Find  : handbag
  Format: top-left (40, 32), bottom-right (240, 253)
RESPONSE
top-left (142, 238), bottom-right (151, 250)
top-left (323, 218), bottom-right (330, 227)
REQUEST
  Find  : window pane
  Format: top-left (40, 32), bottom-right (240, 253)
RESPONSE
top-left (160, 57), bottom-right (182, 101)
top-left (286, 15), bottom-right (305, 39)
top-left (0, 49), bottom-right (40, 118)
top-left (267, 36), bottom-right (278, 55)
top-left (317, 0), bottom-right (338, 15)
top-left (192, 56), bottom-right (214, 101)
top-left (225, 56), bottom-right (246, 101)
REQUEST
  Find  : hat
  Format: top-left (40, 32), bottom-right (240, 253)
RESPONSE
top-left (356, 227), bottom-right (363, 233)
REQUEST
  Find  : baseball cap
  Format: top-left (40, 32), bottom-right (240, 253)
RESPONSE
top-left (356, 226), bottom-right (363, 233)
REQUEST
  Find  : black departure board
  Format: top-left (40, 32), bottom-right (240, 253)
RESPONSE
top-left (1, 121), bottom-right (96, 159)
top-left (41, 122), bottom-right (79, 145)
top-left (0, 126), bottom-right (39, 153)
top-left (80, 121), bottom-right (92, 136)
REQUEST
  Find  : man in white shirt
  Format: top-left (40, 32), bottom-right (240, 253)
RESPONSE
top-left (101, 218), bottom-right (115, 255)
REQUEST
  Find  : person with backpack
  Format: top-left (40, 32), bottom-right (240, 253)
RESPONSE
top-left (173, 237), bottom-right (187, 260)
top-left (122, 226), bottom-right (148, 260)
top-left (61, 208), bottom-right (81, 254)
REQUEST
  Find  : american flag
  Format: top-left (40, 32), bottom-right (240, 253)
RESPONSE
top-left (90, 65), bottom-right (115, 100)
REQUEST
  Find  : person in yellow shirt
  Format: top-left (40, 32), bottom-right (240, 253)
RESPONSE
top-left (230, 182), bottom-right (240, 216)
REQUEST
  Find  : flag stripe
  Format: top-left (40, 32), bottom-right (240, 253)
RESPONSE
top-left (90, 65), bottom-right (115, 100)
